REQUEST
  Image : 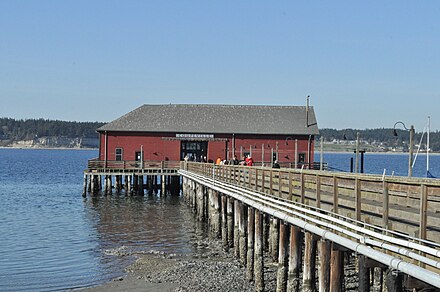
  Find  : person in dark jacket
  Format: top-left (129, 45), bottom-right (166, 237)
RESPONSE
top-left (272, 160), bottom-right (280, 168)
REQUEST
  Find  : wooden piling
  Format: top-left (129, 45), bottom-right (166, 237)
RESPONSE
top-left (161, 175), bottom-right (166, 195)
top-left (318, 239), bottom-right (331, 292)
top-left (246, 206), bottom-right (255, 281)
top-left (234, 199), bottom-right (240, 258)
top-left (254, 210), bottom-right (264, 292)
top-left (270, 217), bottom-right (280, 262)
top-left (238, 201), bottom-right (247, 266)
top-left (107, 175), bottom-right (112, 196)
top-left (221, 195), bottom-right (228, 250)
top-left (138, 175), bottom-right (144, 196)
top-left (213, 190), bottom-right (221, 239)
top-left (385, 269), bottom-right (402, 292)
top-left (82, 174), bottom-right (87, 197)
top-left (124, 175), bottom-right (129, 194)
top-left (303, 232), bottom-right (317, 292)
top-left (133, 175), bottom-right (138, 195)
top-left (227, 197), bottom-right (235, 248)
top-left (287, 225), bottom-right (302, 292)
top-left (87, 174), bottom-right (91, 193)
top-left (276, 222), bottom-right (289, 292)
top-left (358, 255), bottom-right (370, 292)
top-left (330, 245), bottom-right (344, 292)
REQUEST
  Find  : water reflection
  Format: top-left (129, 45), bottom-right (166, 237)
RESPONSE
top-left (81, 194), bottom-right (209, 283)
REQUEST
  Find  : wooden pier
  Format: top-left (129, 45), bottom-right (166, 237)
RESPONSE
top-left (83, 159), bottom-right (181, 196)
top-left (84, 159), bottom-right (440, 291)
top-left (180, 162), bottom-right (440, 291)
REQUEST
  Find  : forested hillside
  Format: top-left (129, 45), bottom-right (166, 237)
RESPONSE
top-left (0, 118), bottom-right (105, 148)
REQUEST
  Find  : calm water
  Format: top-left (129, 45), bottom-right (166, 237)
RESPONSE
top-left (0, 149), bottom-right (208, 292)
top-left (0, 149), bottom-right (439, 291)
top-left (317, 152), bottom-right (440, 178)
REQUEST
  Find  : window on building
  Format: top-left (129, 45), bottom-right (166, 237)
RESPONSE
top-left (115, 148), bottom-right (123, 161)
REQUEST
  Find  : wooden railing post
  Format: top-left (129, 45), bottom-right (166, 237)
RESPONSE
top-left (420, 184), bottom-right (428, 240)
top-left (355, 178), bottom-right (361, 221)
top-left (300, 172), bottom-right (305, 204)
top-left (333, 175), bottom-right (338, 213)
top-left (382, 181), bottom-right (389, 230)
top-left (316, 174), bottom-right (321, 209)
top-left (270, 169), bottom-right (273, 195)
top-left (288, 172), bottom-right (293, 201)
top-left (255, 168), bottom-right (259, 191)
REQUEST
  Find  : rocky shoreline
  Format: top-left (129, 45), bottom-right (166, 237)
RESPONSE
top-left (78, 237), bottom-right (278, 292)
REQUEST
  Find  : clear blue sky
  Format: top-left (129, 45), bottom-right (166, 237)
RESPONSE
top-left (1, 1), bottom-right (439, 131)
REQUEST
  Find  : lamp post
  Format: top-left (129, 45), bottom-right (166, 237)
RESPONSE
top-left (393, 121), bottom-right (415, 177)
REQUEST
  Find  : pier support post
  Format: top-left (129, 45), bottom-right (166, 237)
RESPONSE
top-left (221, 195), bottom-right (228, 250)
top-left (385, 269), bottom-right (402, 292)
top-left (302, 232), bottom-right (317, 292)
top-left (234, 200), bottom-right (240, 258)
top-left (276, 222), bottom-right (289, 292)
top-left (115, 175), bottom-right (121, 193)
top-left (138, 175), bottom-right (144, 196)
top-left (227, 197), bottom-right (234, 249)
top-left (318, 239), bottom-right (331, 292)
top-left (264, 214), bottom-right (270, 252)
top-left (330, 244), bottom-right (344, 292)
top-left (246, 206), bottom-right (255, 281)
top-left (107, 175), bottom-right (113, 196)
top-left (270, 217), bottom-right (280, 262)
top-left (238, 201), bottom-right (247, 266)
top-left (133, 175), bottom-right (138, 195)
top-left (161, 175), bottom-right (166, 195)
top-left (197, 185), bottom-right (204, 221)
top-left (212, 190), bottom-right (221, 239)
top-left (87, 174), bottom-right (91, 193)
top-left (358, 255), bottom-right (370, 292)
top-left (287, 225), bottom-right (303, 292)
top-left (82, 174), bottom-right (87, 197)
top-left (124, 175), bottom-right (129, 195)
top-left (254, 210), bottom-right (265, 292)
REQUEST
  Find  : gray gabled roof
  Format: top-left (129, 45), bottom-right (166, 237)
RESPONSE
top-left (98, 104), bottom-right (319, 135)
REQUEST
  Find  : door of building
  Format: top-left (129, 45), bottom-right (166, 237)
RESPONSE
top-left (181, 141), bottom-right (208, 162)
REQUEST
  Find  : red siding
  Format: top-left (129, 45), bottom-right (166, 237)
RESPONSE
top-left (99, 131), bottom-right (315, 165)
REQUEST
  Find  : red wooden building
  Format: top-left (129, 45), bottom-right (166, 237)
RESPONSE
top-left (97, 104), bottom-right (319, 168)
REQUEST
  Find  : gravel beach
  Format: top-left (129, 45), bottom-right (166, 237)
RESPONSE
top-left (78, 236), bottom-right (277, 292)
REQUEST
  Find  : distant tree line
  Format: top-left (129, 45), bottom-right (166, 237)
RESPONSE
top-left (0, 118), bottom-right (105, 141)
top-left (1, 118), bottom-right (439, 151)
top-left (318, 128), bottom-right (440, 152)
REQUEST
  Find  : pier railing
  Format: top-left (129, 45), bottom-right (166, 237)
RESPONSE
top-left (185, 162), bottom-right (440, 245)
top-left (87, 158), bottom-right (181, 172)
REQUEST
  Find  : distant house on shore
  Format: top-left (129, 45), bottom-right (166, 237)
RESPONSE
top-left (97, 104), bottom-right (319, 167)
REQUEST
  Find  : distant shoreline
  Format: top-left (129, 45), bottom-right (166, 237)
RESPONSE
top-left (0, 146), bottom-right (98, 151)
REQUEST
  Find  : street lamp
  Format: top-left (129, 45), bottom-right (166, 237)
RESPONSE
top-left (393, 121), bottom-right (415, 177)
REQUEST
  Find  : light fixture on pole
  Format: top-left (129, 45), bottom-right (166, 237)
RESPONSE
top-left (393, 121), bottom-right (415, 177)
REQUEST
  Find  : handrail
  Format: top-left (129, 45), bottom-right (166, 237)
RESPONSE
top-left (183, 162), bottom-right (440, 245)
top-left (180, 169), bottom-right (440, 288)
top-left (87, 158), bottom-right (181, 170)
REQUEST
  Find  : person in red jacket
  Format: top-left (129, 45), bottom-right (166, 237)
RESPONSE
top-left (246, 155), bottom-right (253, 166)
